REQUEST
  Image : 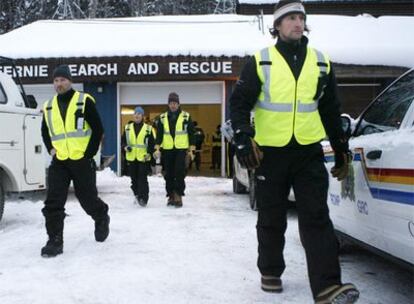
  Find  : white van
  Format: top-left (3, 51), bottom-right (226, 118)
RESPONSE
top-left (324, 68), bottom-right (414, 267)
top-left (0, 58), bottom-right (46, 222)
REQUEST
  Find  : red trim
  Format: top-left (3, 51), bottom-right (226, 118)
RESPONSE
top-left (367, 167), bottom-right (414, 178)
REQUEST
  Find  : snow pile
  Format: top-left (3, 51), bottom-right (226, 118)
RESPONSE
top-left (0, 172), bottom-right (412, 303)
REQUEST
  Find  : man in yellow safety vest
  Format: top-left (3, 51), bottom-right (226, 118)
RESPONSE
top-left (229, 1), bottom-right (358, 303)
top-left (154, 92), bottom-right (195, 207)
top-left (41, 65), bottom-right (110, 257)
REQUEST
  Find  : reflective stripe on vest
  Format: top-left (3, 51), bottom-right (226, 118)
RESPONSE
top-left (43, 91), bottom-right (93, 160)
top-left (125, 123), bottom-right (151, 161)
top-left (161, 111), bottom-right (190, 150)
top-left (254, 46), bottom-right (329, 147)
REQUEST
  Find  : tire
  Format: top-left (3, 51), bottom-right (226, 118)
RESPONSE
top-left (248, 172), bottom-right (257, 211)
top-left (0, 181), bottom-right (4, 223)
top-left (233, 175), bottom-right (247, 194)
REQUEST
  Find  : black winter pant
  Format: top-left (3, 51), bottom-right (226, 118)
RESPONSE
top-left (211, 146), bottom-right (221, 169)
top-left (255, 144), bottom-right (341, 298)
top-left (163, 149), bottom-right (187, 197)
top-left (128, 160), bottom-right (149, 201)
top-left (42, 158), bottom-right (109, 239)
top-left (194, 151), bottom-right (201, 170)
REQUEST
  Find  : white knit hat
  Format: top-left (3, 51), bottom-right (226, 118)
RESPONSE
top-left (273, 0), bottom-right (306, 23)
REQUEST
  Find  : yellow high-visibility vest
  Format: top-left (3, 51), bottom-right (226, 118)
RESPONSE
top-left (125, 122), bottom-right (152, 162)
top-left (254, 46), bottom-right (329, 147)
top-left (43, 91), bottom-right (94, 160)
top-left (212, 133), bottom-right (222, 147)
top-left (161, 111), bottom-right (190, 150)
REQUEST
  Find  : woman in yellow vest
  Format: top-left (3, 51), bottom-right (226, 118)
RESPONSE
top-left (122, 106), bottom-right (155, 207)
top-left (229, 1), bottom-right (358, 304)
top-left (153, 92), bottom-right (196, 207)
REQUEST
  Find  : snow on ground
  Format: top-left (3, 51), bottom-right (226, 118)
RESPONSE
top-left (0, 170), bottom-right (412, 304)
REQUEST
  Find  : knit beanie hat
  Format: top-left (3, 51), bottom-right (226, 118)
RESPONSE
top-left (134, 106), bottom-right (144, 115)
top-left (52, 64), bottom-right (72, 81)
top-left (273, 0), bottom-right (306, 24)
top-left (168, 92), bottom-right (180, 104)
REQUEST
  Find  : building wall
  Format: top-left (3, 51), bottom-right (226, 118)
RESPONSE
top-left (84, 82), bottom-right (118, 171)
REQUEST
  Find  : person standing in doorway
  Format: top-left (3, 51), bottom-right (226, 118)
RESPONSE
top-left (210, 124), bottom-right (222, 170)
top-left (122, 106), bottom-right (155, 207)
top-left (229, 1), bottom-right (359, 303)
top-left (191, 121), bottom-right (205, 171)
top-left (41, 65), bottom-right (110, 257)
top-left (154, 92), bottom-right (195, 207)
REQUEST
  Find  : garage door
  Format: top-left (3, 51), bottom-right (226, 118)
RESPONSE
top-left (119, 81), bottom-right (224, 105)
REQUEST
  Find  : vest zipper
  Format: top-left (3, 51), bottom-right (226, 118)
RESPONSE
top-left (292, 54), bottom-right (298, 137)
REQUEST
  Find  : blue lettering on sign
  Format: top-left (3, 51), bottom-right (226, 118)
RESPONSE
top-left (329, 193), bottom-right (340, 206)
top-left (357, 200), bottom-right (368, 215)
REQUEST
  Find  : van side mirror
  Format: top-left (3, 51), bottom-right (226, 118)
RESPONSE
top-left (340, 115), bottom-right (352, 138)
top-left (26, 95), bottom-right (37, 109)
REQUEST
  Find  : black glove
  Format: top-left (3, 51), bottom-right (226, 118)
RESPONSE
top-left (331, 151), bottom-right (352, 181)
top-left (233, 130), bottom-right (262, 170)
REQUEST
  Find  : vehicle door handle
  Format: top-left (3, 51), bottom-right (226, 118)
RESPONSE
top-left (366, 150), bottom-right (382, 160)
top-left (35, 145), bottom-right (42, 153)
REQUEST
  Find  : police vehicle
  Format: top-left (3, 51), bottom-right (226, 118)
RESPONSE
top-left (324, 68), bottom-right (414, 267)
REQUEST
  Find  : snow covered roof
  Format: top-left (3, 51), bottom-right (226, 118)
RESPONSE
top-left (0, 14), bottom-right (413, 68)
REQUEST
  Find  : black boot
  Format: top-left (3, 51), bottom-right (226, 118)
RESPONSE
top-left (261, 275), bottom-right (283, 293)
top-left (95, 215), bottom-right (110, 242)
top-left (167, 193), bottom-right (176, 207)
top-left (138, 197), bottom-right (148, 207)
top-left (175, 193), bottom-right (183, 208)
top-left (41, 236), bottom-right (63, 258)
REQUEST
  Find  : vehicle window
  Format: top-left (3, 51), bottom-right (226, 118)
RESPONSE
top-left (355, 71), bottom-right (414, 136)
top-left (0, 84), bottom-right (6, 104)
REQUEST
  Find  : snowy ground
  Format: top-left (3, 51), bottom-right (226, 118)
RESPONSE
top-left (0, 170), bottom-right (412, 304)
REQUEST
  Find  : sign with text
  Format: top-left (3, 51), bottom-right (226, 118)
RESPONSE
top-left (0, 56), bottom-right (245, 84)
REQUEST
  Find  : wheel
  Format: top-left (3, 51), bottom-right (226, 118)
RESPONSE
top-left (0, 181), bottom-right (4, 222)
top-left (233, 175), bottom-right (247, 194)
top-left (248, 172), bottom-right (257, 211)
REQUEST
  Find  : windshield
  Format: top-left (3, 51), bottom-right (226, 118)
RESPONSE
top-left (355, 70), bottom-right (414, 136)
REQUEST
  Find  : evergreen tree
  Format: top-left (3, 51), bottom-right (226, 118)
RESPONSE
top-left (0, 0), bottom-right (219, 34)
